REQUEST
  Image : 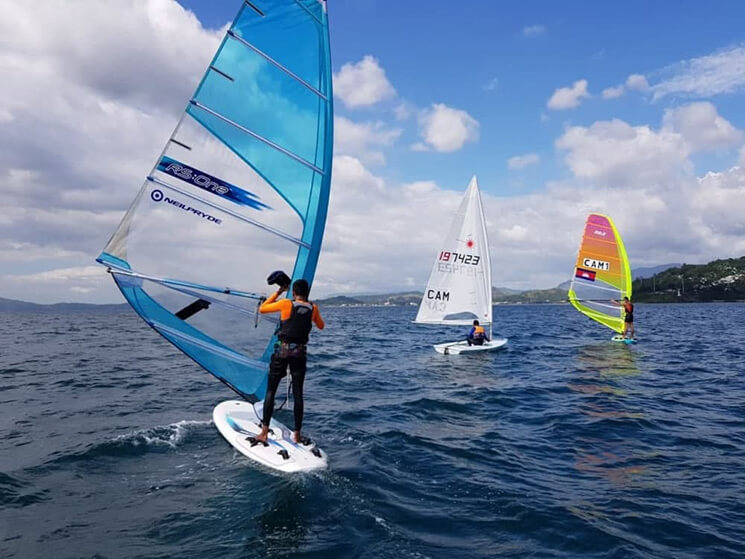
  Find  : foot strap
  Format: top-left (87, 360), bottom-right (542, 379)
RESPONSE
top-left (247, 436), bottom-right (268, 447)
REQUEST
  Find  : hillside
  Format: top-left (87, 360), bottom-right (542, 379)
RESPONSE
top-left (319, 287), bottom-right (542, 306)
top-left (495, 287), bottom-right (567, 304)
top-left (633, 257), bottom-right (745, 302)
top-left (633, 263), bottom-right (680, 280)
top-left (0, 297), bottom-right (129, 312)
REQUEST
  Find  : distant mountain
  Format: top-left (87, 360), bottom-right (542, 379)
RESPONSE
top-left (633, 256), bottom-right (745, 302)
top-left (318, 295), bottom-right (365, 306)
top-left (0, 297), bottom-right (129, 313)
top-left (319, 287), bottom-right (532, 307)
top-left (492, 286), bottom-right (523, 297)
top-left (632, 263), bottom-right (681, 280)
top-left (317, 292), bottom-right (421, 306)
top-left (495, 286), bottom-right (568, 304)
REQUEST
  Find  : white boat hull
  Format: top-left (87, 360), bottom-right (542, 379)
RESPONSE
top-left (213, 400), bottom-right (328, 473)
top-left (433, 337), bottom-right (508, 354)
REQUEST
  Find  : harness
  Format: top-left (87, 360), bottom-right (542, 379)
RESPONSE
top-left (277, 300), bottom-right (314, 345)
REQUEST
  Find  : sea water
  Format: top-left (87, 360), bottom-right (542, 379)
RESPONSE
top-left (1, 303), bottom-right (744, 558)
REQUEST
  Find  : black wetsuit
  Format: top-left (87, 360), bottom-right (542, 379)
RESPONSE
top-left (262, 301), bottom-right (314, 431)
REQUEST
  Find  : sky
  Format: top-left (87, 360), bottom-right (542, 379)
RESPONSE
top-left (1, 0), bottom-right (745, 303)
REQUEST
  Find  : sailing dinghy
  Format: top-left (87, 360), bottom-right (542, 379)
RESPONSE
top-left (97, 0), bottom-right (334, 472)
top-left (568, 214), bottom-right (636, 344)
top-left (414, 177), bottom-right (507, 354)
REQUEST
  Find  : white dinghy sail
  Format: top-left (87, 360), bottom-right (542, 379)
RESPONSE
top-left (97, 0), bottom-right (334, 471)
top-left (414, 177), bottom-right (507, 354)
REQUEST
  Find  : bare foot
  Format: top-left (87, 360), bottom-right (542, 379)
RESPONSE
top-left (292, 431), bottom-right (301, 444)
top-left (254, 426), bottom-right (269, 442)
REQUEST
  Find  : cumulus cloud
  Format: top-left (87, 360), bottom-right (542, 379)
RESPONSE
top-left (393, 102), bottom-right (414, 121)
top-left (547, 79), bottom-right (590, 110)
top-left (625, 74), bottom-right (649, 91)
top-left (1, 266), bottom-right (110, 296)
top-left (416, 103), bottom-right (479, 152)
top-left (602, 85), bottom-right (625, 100)
top-left (316, 153), bottom-right (745, 294)
top-left (0, 0), bottom-right (224, 303)
top-left (315, 155), bottom-right (465, 294)
top-left (556, 119), bottom-right (691, 188)
top-left (661, 102), bottom-right (742, 152)
top-left (601, 74), bottom-right (649, 100)
top-left (334, 116), bottom-right (401, 166)
top-left (333, 55), bottom-right (396, 109)
top-left (523, 25), bottom-right (546, 37)
top-left (651, 44), bottom-right (745, 101)
top-left (691, 168), bottom-right (745, 242)
top-left (507, 153), bottom-right (540, 170)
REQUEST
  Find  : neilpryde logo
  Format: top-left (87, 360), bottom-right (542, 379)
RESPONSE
top-left (156, 156), bottom-right (269, 211)
top-left (150, 188), bottom-right (222, 224)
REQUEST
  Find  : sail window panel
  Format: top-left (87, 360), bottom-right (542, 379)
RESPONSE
top-left (187, 100), bottom-right (321, 221)
top-left (137, 280), bottom-right (278, 361)
top-left (112, 273), bottom-right (269, 399)
top-left (572, 281), bottom-right (623, 306)
top-left (231, 0), bottom-right (326, 93)
top-left (442, 311), bottom-right (480, 322)
top-left (120, 180), bottom-right (297, 296)
top-left (570, 274), bottom-right (624, 332)
top-left (194, 36), bottom-right (327, 170)
top-left (162, 115), bottom-right (304, 240)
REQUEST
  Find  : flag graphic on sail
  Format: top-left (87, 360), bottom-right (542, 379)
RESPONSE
top-left (414, 177), bottom-right (492, 332)
top-left (97, 0), bottom-right (333, 402)
top-left (568, 213), bottom-right (632, 333)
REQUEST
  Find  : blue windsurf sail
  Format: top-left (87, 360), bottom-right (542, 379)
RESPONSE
top-left (97, 0), bottom-right (333, 402)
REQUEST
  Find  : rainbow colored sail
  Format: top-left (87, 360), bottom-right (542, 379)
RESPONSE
top-left (568, 214), bottom-right (632, 333)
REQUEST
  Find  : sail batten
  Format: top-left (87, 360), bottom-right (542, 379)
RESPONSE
top-left (568, 213), bottom-right (631, 334)
top-left (226, 30), bottom-right (327, 99)
top-left (243, 1), bottom-right (265, 17)
top-left (294, 0), bottom-right (324, 24)
top-left (98, 0), bottom-right (333, 403)
top-left (188, 101), bottom-right (326, 175)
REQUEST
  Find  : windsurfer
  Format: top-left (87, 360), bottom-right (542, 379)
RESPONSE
top-left (466, 319), bottom-right (489, 346)
top-left (255, 279), bottom-right (324, 444)
top-left (612, 297), bottom-right (635, 339)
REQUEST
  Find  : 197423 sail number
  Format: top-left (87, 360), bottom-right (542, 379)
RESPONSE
top-left (439, 251), bottom-right (480, 266)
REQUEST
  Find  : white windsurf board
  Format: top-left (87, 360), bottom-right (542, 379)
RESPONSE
top-left (213, 400), bottom-right (327, 473)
